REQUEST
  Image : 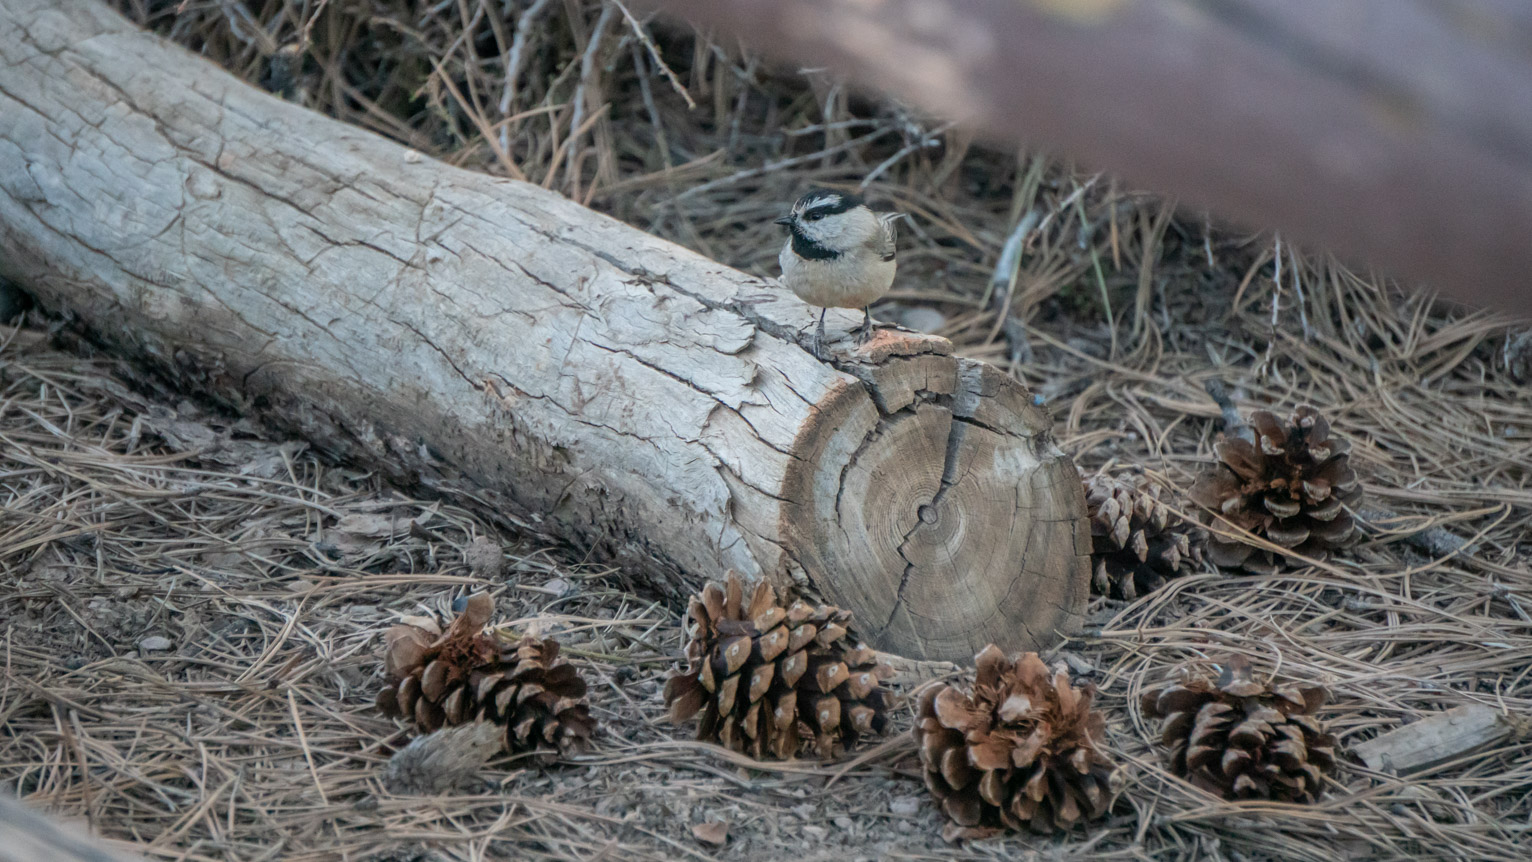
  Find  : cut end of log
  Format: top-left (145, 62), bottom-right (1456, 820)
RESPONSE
top-left (783, 330), bottom-right (1090, 661)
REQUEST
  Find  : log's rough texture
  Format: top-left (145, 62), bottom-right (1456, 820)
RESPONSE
top-left (650, 0), bottom-right (1532, 314)
top-left (0, 0), bottom-right (1089, 660)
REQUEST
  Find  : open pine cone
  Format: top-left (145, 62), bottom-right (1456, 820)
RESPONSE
top-left (1140, 658), bottom-right (1337, 803)
top-left (663, 572), bottom-right (892, 760)
top-left (914, 646), bottom-right (1117, 838)
top-left (1085, 475), bottom-right (1206, 599)
top-left (1189, 405), bottom-right (1362, 573)
top-left (376, 594), bottom-right (595, 764)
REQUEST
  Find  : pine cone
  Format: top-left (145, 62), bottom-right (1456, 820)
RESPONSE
top-left (663, 572), bottom-right (892, 760)
top-left (914, 646), bottom-right (1117, 838)
top-left (375, 594), bottom-right (595, 764)
top-left (1140, 658), bottom-right (1337, 803)
top-left (1189, 405), bottom-right (1362, 573)
top-left (1085, 475), bottom-right (1206, 599)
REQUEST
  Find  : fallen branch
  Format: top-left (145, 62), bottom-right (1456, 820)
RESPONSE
top-left (0, 0), bottom-right (1090, 661)
top-left (1354, 704), bottom-right (1525, 774)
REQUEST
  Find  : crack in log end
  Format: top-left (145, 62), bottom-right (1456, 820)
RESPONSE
top-left (882, 411), bottom-right (970, 634)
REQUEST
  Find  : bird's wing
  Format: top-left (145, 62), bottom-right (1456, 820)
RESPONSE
top-left (871, 212), bottom-right (905, 262)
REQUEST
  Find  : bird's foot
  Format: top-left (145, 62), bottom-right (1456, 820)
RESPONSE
top-left (809, 331), bottom-right (829, 361)
top-left (854, 308), bottom-right (876, 345)
top-left (811, 311), bottom-right (829, 360)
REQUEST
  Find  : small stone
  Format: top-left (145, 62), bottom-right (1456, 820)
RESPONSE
top-left (802, 825), bottom-right (828, 841)
top-left (543, 577), bottom-right (573, 597)
top-left (1056, 650), bottom-right (1096, 676)
top-left (899, 306), bottom-right (948, 334)
top-left (692, 821), bottom-right (728, 846)
top-left (888, 796), bottom-right (922, 817)
top-left (139, 636), bottom-right (173, 652)
top-left (382, 722), bottom-right (503, 795)
top-left (833, 816), bottom-right (854, 830)
top-left (464, 536), bottom-right (504, 579)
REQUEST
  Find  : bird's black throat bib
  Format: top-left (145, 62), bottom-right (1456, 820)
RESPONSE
top-left (790, 229), bottom-right (842, 261)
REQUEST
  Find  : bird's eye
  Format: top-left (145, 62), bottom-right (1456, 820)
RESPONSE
top-left (805, 211), bottom-right (825, 221)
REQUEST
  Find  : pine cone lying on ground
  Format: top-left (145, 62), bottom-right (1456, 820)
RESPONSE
top-left (1190, 405), bottom-right (1362, 573)
top-left (1140, 657), bottom-right (1337, 803)
top-left (376, 594), bottom-right (595, 764)
top-left (914, 646), bottom-right (1118, 839)
top-left (664, 572), bottom-right (892, 760)
top-left (1085, 475), bottom-right (1206, 599)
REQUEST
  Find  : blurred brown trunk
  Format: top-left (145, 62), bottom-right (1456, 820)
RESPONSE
top-left (651, 0), bottom-right (1532, 315)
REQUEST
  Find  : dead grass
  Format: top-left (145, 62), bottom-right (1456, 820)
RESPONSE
top-left (2, 0), bottom-right (1530, 859)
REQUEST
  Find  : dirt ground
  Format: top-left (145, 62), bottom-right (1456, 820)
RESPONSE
top-left (4, 2), bottom-right (1532, 860)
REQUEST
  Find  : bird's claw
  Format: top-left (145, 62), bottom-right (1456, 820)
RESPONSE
top-left (811, 310), bottom-right (830, 361)
top-left (854, 309), bottom-right (876, 345)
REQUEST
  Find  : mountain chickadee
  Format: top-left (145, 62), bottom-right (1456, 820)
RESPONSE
top-left (775, 189), bottom-right (906, 358)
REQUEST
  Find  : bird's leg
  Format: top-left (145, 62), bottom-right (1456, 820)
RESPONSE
top-left (855, 307), bottom-right (874, 344)
top-left (812, 308), bottom-right (828, 360)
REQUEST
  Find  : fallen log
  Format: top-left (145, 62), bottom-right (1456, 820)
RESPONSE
top-left (0, 0), bottom-right (1089, 661)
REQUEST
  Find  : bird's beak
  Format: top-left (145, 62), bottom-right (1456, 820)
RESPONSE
top-left (773, 215), bottom-right (793, 226)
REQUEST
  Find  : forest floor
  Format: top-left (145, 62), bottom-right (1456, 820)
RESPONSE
top-left (3, 2), bottom-right (1531, 860)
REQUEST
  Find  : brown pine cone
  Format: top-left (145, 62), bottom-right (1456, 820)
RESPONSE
top-left (375, 594), bottom-right (595, 764)
top-left (1189, 405), bottom-right (1362, 573)
top-left (1140, 658), bottom-right (1337, 803)
top-left (914, 646), bottom-right (1118, 838)
top-left (663, 572), bottom-right (892, 760)
top-left (1085, 475), bottom-right (1206, 599)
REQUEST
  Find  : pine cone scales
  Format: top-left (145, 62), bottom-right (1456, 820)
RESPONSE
top-left (1140, 659), bottom-right (1337, 803)
top-left (376, 595), bottom-right (595, 763)
top-left (1190, 405), bottom-right (1362, 573)
top-left (915, 646), bottom-right (1117, 838)
top-left (1085, 476), bottom-right (1206, 599)
top-left (664, 572), bottom-right (892, 760)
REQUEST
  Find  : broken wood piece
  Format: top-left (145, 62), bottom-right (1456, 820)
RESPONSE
top-left (1353, 704), bottom-right (1520, 774)
top-left (651, 0), bottom-right (1532, 313)
top-left (0, 0), bottom-right (1090, 661)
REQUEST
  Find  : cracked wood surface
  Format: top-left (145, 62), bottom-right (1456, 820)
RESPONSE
top-left (0, 0), bottom-right (1089, 660)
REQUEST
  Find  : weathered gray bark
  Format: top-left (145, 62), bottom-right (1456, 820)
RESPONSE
top-left (0, 794), bottom-right (142, 862)
top-left (0, 0), bottom-right (1090, 661)
top-left (651, 0), bottom-right (1532, 314)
